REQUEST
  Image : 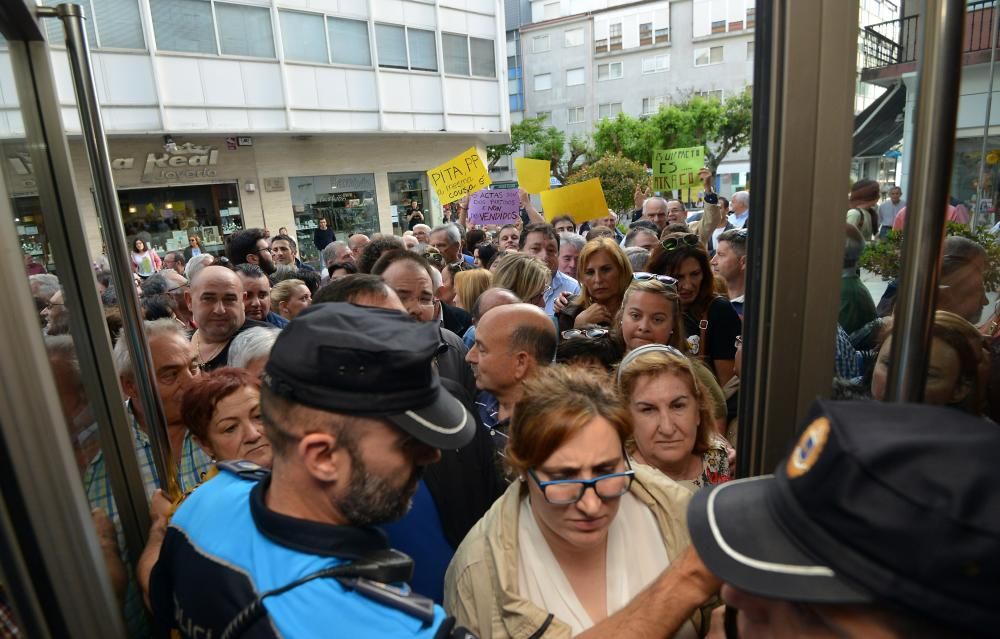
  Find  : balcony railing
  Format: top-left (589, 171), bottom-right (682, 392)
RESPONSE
top-left (861, 0), bottom-right (1000, 71)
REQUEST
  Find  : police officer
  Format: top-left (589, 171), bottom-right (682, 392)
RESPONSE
top-left (149, 303), bottom-right (478, 638)
top-left (688, 399), bottom-right (1000, 638)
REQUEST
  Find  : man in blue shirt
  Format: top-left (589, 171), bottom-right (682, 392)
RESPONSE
top-left (519, 223), bottom-right (580, 315)
top-left (150, 304), bottom-right (477, 638)
top-left (727, 190), bottom-right (750, 228)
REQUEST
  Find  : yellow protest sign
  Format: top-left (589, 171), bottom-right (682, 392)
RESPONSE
top-left (652, 146), bottom-right (705, 192)
top-left (514, 158), bottom-right (551, 194)
top-left (540, 179), bottom-right (610, 224)
top-left (427, 147), bottom-right (491, 204)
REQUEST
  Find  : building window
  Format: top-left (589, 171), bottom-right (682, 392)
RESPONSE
top-left (747, 6), bottom-right (756, 29)
top-left (609, 22), bottom-right (622, 51)
top-left (532, 34), bottom-right (550, 53)
top-left (510, 94), bottom-right (525, 111)
top-left (289, 175), bottom-right (380, 259)
top-left (328, 17), bottom-right (371, 66)
top-left (408, 28), bottom-right (437, 71)
top-left (694, 0), bottom-right (756, 38)
top-left (642, 96), bottom-right (668, 115)
top-left (597, 62), bottom-right (623, 81)
top-left (470, 37), bottom-right (496, 77)
top-left (566, 67), bottom-right (585, 86)
top-left (443, 33), bottom-right (471, 75)
top-left (598, 102), bottom-right (622, 120)
top-left (375, 24), bottom-right (436, 71)
top-left (534, 73), bottom-right (552, 91)
top-left (543, 1), bottom-right (559, 19)
top-left (641, 54), bottom-right (669, 73)
top-left (564, 28), bottom-right (583, 47)
top-left (151, 0), bottom-right (217, 54)
top-left (212, 3), bottom-right (274, 58)
top-left (655, 26), bottom-right (670, 42)
top-left (639, 22), bottom-right (653, 46)
top-left (280, 10), bottom-right (328, 63)
top-left (694, 45), bottom-right (724, 66)
top-left (47, 0), bottom-right (143, 49)
top-left (746, 40), bottom-right (754, 60)
top-left (567, 106), bottom-right (585, 123)
top-left (694, 89), bottom-right (724, 101)
top-left (537, 111), bottom-right (550, 122)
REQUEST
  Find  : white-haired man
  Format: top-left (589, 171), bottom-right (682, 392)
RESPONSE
top-left (728, 191), bottom-right (750, 229)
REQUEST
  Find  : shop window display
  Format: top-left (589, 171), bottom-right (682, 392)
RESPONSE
top-left (289, 174), bottom-right (379, 266)
top-left (117, 183), bottom-right (243, 259)
top-left (389, 171), bottom-right (433, 231)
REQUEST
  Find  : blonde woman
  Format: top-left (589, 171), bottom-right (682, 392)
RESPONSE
top-left (270, 279), bottom-right (312, 321)
top-left (492, 253), bottom-right (550, 308)
top-left (558, 237), bottom-right (633, 332)
top-left (454, 268), bottom-right (493, 312)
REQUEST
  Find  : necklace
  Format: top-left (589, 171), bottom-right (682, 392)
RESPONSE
top-left (193, 330), bottom-right (226, 369)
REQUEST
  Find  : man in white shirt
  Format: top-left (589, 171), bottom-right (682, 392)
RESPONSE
top-left (877, 186), bottom-right (904, 239)
top-left (727, 191), bottom-right (750, 228)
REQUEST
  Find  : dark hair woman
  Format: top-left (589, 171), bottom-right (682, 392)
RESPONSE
top-left (645, 232), bottom-right (741, 385)
top-left (131, 238), bottom-right (162, 279)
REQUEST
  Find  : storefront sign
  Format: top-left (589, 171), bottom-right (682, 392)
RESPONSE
top-left (468, 189), bottom-right (521, 225)
top-left (427, 147), bottom-right (491, 204)
top-left (540, 178), bottom-right (609, 224)
top-left (140, 143), bottom-right (220, 182)
top-left (652, 146), bottom-right (704, 192)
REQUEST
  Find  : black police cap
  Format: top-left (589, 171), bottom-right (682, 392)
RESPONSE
top-left (688, 399), bottom-right (1000, 635)
top-left (263, 303), bottom-right (474, 449)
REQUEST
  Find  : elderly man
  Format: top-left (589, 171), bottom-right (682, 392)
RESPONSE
top-left (323, 240), bottom-right (353, 268)
top-left (150, 304), bottom-right (479, 638)
top-left (557, 232), bottom-right (585, 280)
top-left (227, 228), bottom-right (276, 275)
top-left (349, 233), bottom-right (371, 262)
top-left (466, 303), bottom-right (556, 449)
top-left (372, 250), bottom-right (476, 399)
top-left (412, 223), bottom-right (432, 245)
top-left (235, 263), bottom-right (288, 329)
top-left (162, 251), bottom-right (186, 276)
top-left (270, 234), bottom-right (315, 271)
top-left (186, 265), bottom-right (269, 371)
top-left (519, 223), bottom-right (580, 316)
top-left (689, 400), bottom-right (1000, 638)
top-left (666, 199), bottom-right (688, 226)
top-left (159, 268), bottom-right (193, 328)
top-left (642, 197), bottom-right (669, 232)
top-left (728, 190), bottom-right (750, 228)
top-left (429, 224), bottom-right (471, 266)
top-left (41, 288), bottom-right (70, 336)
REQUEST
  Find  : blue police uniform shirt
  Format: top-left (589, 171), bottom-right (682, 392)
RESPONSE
top-left (149, 466), bottom-right (450, 638)
top-left (381, 480), bottom-right (454, 604)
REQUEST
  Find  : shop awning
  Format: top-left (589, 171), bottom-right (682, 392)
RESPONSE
top-left (853, 82), bottom-right (906, 157)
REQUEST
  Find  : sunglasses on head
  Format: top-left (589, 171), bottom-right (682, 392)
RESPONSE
top-left (561, 327), bottom-right (610, 340)
top-left (661, 234), bottom-right (700, 252)
top-left (633, 272), bottom-right (679, 288)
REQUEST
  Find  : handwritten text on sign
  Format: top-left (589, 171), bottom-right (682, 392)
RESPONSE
top-left (468, 189), bottom-right (521, 225)
top-left (652, 146), bottom-right (704, 192)
top-left (427, 147), bottom-right (492, 204)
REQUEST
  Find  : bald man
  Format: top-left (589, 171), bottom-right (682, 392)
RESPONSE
top-left (466, 304), bottom-right (557, 449)
top-left (186, 265), bottom-right (270, 371)
top-left (462, 287), bottom-right (521, 348)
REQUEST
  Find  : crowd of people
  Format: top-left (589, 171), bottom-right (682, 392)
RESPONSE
top-left (22, 170), bottom-right (1000, 639)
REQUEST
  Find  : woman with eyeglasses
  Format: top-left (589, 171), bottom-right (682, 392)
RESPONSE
top-left (618, 344), bottom-right (733, 492)
top-left (558, 238), bottom-right (634, 333)
top-left (445, 366), bottom-right (709, 639)
top-left (492, 252), bottom-right (551, 309)
top-left (645, 233), bottom-right (741, 385)
top-left (183, 235), bottom-right (203, 261)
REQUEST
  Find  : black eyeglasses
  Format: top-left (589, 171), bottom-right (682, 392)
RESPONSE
top-left (661, 234), bottom-right (700, 252)
top-left (528, 457), bottom-right (634, 505)
top-left (561, 327), bottom-right (609, 340)
top-left (633, 272), bottom-right (679, 289)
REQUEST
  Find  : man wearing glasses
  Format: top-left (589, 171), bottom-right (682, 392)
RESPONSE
top-left (228, 228), bottom-right (277, 276)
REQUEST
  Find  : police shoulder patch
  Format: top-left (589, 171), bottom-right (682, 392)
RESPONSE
top-left (216, 459), bottom-right (270, 481)
top-left (786, 416), bottom-right (830, 478)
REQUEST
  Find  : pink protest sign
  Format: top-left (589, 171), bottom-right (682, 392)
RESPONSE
top-left (468, 189), bottom-right (521, 225)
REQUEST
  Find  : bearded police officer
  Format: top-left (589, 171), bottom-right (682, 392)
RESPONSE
top-left (689, 400), bottom-right (1000, 639)
top-left (150, 304), bottom-right (477, 638)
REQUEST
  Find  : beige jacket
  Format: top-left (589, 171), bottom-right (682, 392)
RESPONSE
top-left (687, 201), bottom-right (724, 247)
top-left (444, 463), bottom-right (711, 638)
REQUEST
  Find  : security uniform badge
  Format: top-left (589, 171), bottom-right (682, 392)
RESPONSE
top-left (687, 334), bottom-right (701, 356)
top-left (216, 459), bottom-right (270, 482)
top-left (786, 416), bottom-right (830, 478)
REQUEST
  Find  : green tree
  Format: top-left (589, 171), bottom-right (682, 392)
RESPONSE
top-left (566, 154), bottom-right (650, 213)
top-left (486, 116), bottom-right (547, 170)
top-left (592, 89), bottom-right (753, 172)
top-left (527, 127), bottom-right (591, 183)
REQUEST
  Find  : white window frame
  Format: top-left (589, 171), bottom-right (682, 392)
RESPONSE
top-left (564, 27), bottom-right (584, 47)
top-left (566, 67), bottom-right (585, 86)
top-left (532, 34), bottom-right (551, 53)
top-left (598, 61), bottom-right (623, 81)
top-left (641, 54), bottom-right (669, 74)
top-left (567, 106), bottom-right (585, 123)
top-left (534, 73), bottom-right (552, 91)
top-left (694, 45), bottom-right (724, 67)
top-left (375, 23), bottom-right (437, 72)
top-left (598, 102), bottom-right (622, 119)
